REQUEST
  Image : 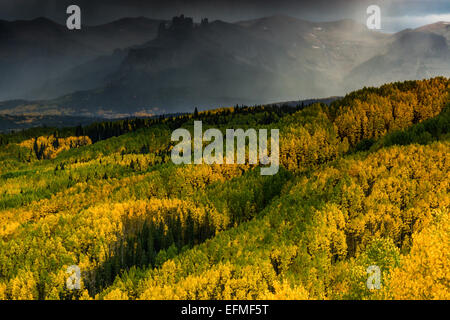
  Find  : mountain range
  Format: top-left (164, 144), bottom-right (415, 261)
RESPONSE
top-left (0, 15), bottom-right (449, 118)
top-left (0, 17), bottom-right (163, 101)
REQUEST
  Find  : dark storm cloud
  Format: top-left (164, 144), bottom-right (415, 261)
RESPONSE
top-left (0, 0), bottom-right (449, 30)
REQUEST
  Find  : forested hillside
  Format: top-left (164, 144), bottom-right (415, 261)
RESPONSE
top-left (0, 77), bottom-right (448, 300)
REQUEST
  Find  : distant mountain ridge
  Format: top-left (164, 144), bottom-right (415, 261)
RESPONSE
top-left (0, 17), bottom-right (164, 100)
top-left (345, 30), bottom-right (450, 89)
top-left (0, 15), bottom-right (449, 118)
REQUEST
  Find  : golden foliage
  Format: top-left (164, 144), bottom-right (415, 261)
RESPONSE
top-left (19, 135), bottom-right (92, 159)
top-left (384, 210), bottom-right (450, 300)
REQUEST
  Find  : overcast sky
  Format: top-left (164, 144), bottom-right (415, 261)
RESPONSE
top-left (1, 0), bottom-right (449, 32)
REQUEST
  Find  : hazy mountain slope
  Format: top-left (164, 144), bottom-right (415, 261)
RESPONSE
top-left (95, 16), bottom-right (391, 113)
top-left (70, 19), bottom-right (313, 113)
top-left (0, 16), bottom-right (449, 117)
top-left (28, 49), bottom-right (128, 100)
top-left (415, 21), bottom-right (450, 43)
top-left (26, 16), bottom-right (391, 115)
top-left (238, 15), bottom-right (392, 80)
top-left (345, 31), bottom-right (450, 89)
top-left (0, 17), bottom-right (163, 100)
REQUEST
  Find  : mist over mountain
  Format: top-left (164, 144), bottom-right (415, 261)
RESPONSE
top-left (346, 25), bottom-right (450, 89)
top-left (0, 17), bottom-right (163, 100)
top-left (415, 21), bottom-right (450, 42)
top-left (0, 15), bottom-right (449, 118)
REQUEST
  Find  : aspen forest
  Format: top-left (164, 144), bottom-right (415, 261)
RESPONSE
top-left (0, 77), bottom-right (449, 300)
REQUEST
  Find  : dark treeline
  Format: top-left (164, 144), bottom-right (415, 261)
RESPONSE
top-left (0, 103), bottom-right (305, 147)
top-left (77, 104), bottom-right (304, 143)
top-left (89, 211), bottom-right (216, 295)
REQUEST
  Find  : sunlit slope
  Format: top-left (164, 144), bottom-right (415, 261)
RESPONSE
top-left (0, 77), bottom-right (448, 300)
